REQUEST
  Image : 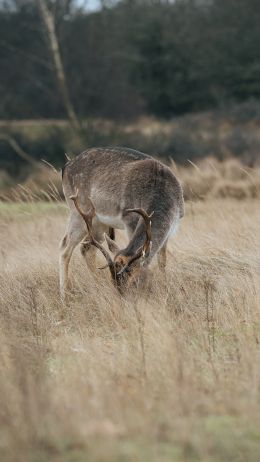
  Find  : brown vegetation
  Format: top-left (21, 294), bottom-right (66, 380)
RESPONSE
top-left (0, 190), bottom-right (260, 460)
top-left (2, 156), bottom-right (260, 204)
top-left (177, 157), bottom-right (260, 201)
top-left (2, 100), bottom-right (260, 179)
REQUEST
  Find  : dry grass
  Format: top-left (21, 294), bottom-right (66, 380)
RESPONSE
top-left (2, 156), bottom-right (260, 204)
top-left (177, 157), bottom-right (260, 201)
top-left (0, 193), bottom-right (260, 461)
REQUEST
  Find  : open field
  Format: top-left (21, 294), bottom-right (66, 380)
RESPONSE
top-left (0, 194), bottom-right (260, 462)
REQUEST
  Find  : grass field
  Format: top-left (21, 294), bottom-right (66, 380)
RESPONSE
top-left (0, 195), bottom-right (260, 461)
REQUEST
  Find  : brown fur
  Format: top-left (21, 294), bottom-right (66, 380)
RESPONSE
top-left (60, 147), bottom-right (184, 299)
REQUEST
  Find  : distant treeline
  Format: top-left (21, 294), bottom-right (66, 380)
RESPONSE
top-left (1, 0), bottom-right (260, 120)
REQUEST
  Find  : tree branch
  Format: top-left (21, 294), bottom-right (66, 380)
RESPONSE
top-left (0, 134), bottom-right (37, 166)
top-left (37, 0), bottom-right (80, 131)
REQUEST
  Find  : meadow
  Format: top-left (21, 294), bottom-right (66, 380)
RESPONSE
top-left (0, 161), bottom-right (260, 461)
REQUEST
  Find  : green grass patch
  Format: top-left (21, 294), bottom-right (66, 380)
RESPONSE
top-left (7, 417), bottom-right (260, 462)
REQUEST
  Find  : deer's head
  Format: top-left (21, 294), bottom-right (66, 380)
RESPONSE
top-left (70, 190), bottom-right (153, 293)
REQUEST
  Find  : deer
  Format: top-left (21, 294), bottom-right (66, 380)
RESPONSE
top-left (60, 147), bottom-right (184, 300)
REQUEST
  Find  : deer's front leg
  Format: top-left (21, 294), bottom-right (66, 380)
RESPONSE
top-left (59, 236), bottom-right (76, 302)
top-left (80, 223), bottom-right (113, 273)
top-left (59, 215), bottom-right (86, 301)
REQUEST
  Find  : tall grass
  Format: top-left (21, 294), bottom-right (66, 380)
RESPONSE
top-left (2, 156), bottom-right (260, 203)
top-left (0, 195), bottom-right (260, 461)
top-left (177, 157), bottom-right (260, 200)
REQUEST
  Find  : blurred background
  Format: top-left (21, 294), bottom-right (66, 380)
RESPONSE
top-left (1, 0), bottom-right (260, 198)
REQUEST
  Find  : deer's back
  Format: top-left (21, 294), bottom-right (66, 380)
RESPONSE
top-left (62, 147), bottom-right (184, 218)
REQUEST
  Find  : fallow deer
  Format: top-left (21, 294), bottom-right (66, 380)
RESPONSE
top-left (60, 147), bottom-right (184, 299)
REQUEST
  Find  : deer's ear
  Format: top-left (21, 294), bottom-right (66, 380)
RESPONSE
top-left (104, 234), bottom-right (120, 255)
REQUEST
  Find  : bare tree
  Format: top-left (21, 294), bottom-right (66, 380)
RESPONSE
top-left (36, 0), bottom-right (80, 130)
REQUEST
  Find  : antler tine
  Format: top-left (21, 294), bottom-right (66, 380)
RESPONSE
top-left (70, 189), bottom-right (95, 235)
top-left (117, 208), bottom-right (154, 273)
top-left (70, 190), bottom-right (114, 269)
top-left (125, 208), bottom-right (154, 255)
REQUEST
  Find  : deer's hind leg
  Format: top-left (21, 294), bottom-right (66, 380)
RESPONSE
top-left (59, 213), bottom-right (87, 301)
top-left (158, 241), bottom-right (168, 274)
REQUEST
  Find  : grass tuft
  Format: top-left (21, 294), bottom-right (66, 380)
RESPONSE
top-left (0, 196), bottom-right (260, 461)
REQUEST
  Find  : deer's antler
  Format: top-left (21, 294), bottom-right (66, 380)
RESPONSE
top-left (70, 192), bottom-right (153, 279)
top-left (117, 208), bottom-right (154, 273)
top-left (70, 189), bottom-right (115, 270)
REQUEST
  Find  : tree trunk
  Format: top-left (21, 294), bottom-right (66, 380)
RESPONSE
top-left (37, 0), bottom-right (80, 130)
